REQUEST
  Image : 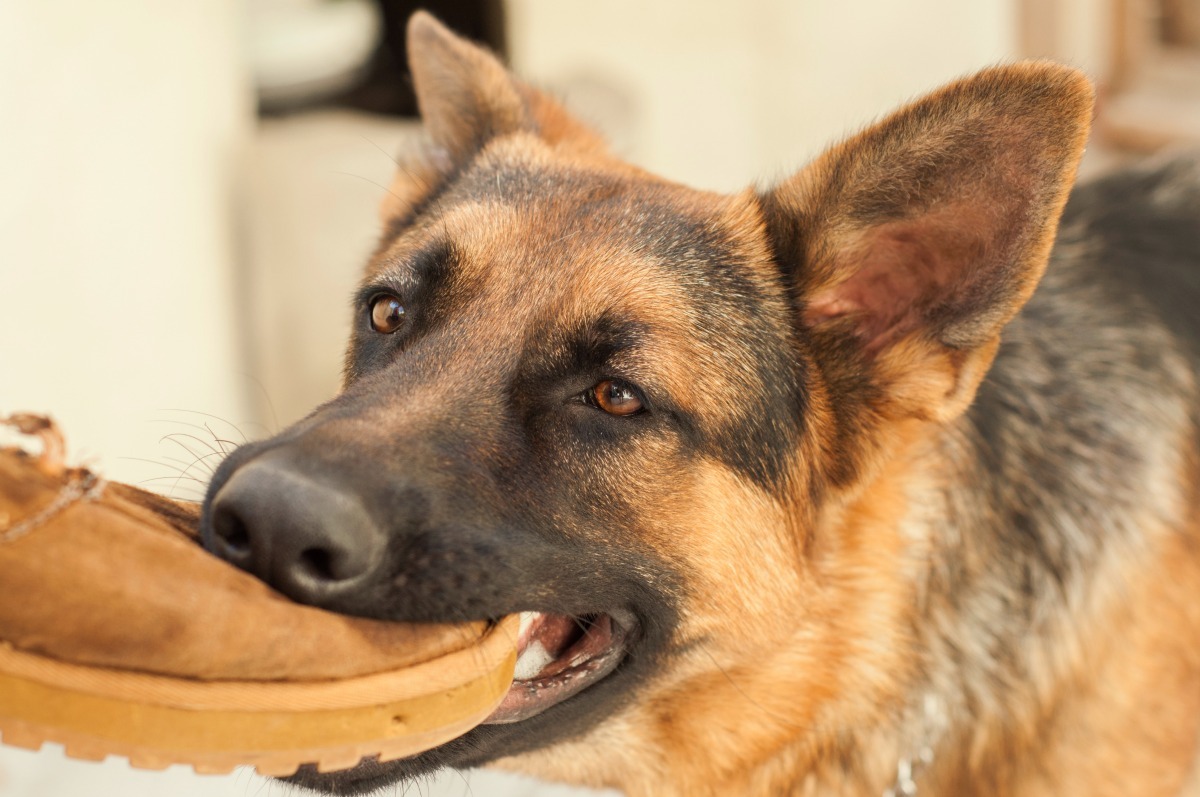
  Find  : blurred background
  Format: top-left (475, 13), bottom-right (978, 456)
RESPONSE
top-left (1, 0), bottom-right (1197, 795)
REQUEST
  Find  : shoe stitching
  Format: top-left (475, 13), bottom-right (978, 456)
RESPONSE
top-left (0, 472), bottom-right (107, 544)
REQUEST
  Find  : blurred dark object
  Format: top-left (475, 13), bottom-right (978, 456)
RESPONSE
top-left (1103, 0), bottom-right (1200, 152)
top-left (1019, 0), bottom-right (1200, 155)
top-left (1161, 0), bottom-right (1200, 46)
top-left (255, 0), bottom-right (505, 117)
top-left (253, 0), bottom-right (383, 113)
top-left (335, 0), bottom-right (506, 117)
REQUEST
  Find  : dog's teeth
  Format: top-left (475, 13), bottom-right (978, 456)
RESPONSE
top-left (517, 610), bottom-right (544, 650)
top-left (518, 611), bottom-right (540, 639)
top-left (513, 639), bottom-right (555, 681)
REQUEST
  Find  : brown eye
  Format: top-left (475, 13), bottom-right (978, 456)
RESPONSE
top-left (590, 379), bottom-right (644, 417)
top-left (369, 294), bottom-right (405, 334)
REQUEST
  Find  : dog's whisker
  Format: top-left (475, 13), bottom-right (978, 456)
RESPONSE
top-left (174, 450), bottom-right (227, 476)
top-left (235, 370), bottom-right (282, 435)
top-left (135, 475), bottom-right (209, 487)
top-left (157, 407), bottom-right (260, 444)
top-left (695, 644), bottom-right (808, 733)
top-left (241, 766), bottom-right (267, 796)
top-left (121, 460), bottom-right (218, 499)
top-left (156, 439), bottom-right (222, 479)
top-left (148, 417), bottom-right (251, 451)
top-left (333, 170), bottom-right (409, 208)
top-left (160, 454), bottom-right (205, 471)
top-left (134, 475), bottom-right (208, 494)
top-left (156, 434), bottom-right (231, 496)
top-left (202, 421), bottom-right (239, 457)
top-left (452, 767), bottom-right (475, 797)
top-left (147, 417), bottom-right (227, 438)
top-left (133, 477), bottom-right (207, 502)
top-left (117, 456), bottom-right (213, 481)
top-left (443, 605), bottom-right (500, 684)
top-left (149, 421), bottom-right (235, 472)
top-left (360, 134), bottom-right (403, 170)
top-left (158, 431), bottom-right (222, 459)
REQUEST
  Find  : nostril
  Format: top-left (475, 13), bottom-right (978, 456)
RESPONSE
top-left (211, 506), bottom-right (251, 559)
top-left (298, 547), bottom-right (336, 582)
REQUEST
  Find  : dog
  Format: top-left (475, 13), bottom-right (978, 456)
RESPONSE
top-left (200, 12), bottom-right (1200, 797)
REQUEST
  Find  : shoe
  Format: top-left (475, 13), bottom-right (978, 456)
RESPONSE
top-left (0, 414), bottom-right (516, 776)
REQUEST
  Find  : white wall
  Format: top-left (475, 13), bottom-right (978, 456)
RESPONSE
top-left (507, 0), bottom-right (1016, 192)
top-left (0, 0), bottom-right (253, 496)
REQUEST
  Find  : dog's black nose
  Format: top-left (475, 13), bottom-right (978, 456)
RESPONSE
top-left (205, 452), bottom-right (385, 607)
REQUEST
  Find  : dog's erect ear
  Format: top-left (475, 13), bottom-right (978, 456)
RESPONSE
top-left (379, 13), bottom-right (605, 230)
top-left (406, 11), bottom-right (531, 161)
top-left (405, 12), bottom-right (604, 160)
top-left (761, 63), bottom-right (1093, 423)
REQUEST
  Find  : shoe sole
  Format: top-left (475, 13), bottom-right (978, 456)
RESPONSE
top-left (0, 615), bottom-right (516, 776)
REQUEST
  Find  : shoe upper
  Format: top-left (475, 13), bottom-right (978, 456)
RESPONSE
top-left (0, 444), bottom-right (491, 683)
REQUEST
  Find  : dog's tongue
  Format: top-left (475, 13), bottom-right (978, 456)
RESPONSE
top-left (513, 612), bottom-right (578, 681)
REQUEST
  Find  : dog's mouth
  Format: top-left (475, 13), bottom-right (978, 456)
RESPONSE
top-left (483, 609), bottom-right (636, 724)
top-left (281, 604), bottom-right (658, 792)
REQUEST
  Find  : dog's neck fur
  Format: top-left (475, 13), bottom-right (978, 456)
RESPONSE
top-left (851, 239), bottom-right (1200, 797)
top-left (668, 231), bottom-right (1200, 797)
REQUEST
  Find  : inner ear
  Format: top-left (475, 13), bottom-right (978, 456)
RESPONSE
top-left (760, 63), bottom-right (1093, 425)
top-left (805, 202), bottom-right (1009, 355)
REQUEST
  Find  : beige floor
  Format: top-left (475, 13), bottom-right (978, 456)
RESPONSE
top-left (0, 744), bottom-right (614, 797)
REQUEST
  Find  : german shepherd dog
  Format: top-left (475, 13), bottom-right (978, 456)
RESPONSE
top-left (200, 12), bottom-right (1200, 797)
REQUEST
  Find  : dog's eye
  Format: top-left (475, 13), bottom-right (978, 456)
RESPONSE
top-left (369, 294), bottom-right (405, 334)
top-left (587, 379), bottom-right (645, 417)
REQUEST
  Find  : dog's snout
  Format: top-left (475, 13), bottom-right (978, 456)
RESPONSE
top-left (205, 454), bottom-right (385, 608)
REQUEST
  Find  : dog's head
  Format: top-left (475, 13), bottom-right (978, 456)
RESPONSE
top-left (201, 13), bottom-right (1091, 795)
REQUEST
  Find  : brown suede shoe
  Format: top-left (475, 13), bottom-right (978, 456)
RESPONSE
top-left (0, 414), bottom-right (516, 776)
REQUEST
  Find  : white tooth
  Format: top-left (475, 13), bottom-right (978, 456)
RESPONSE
top-left (513, 640), bottom-right (555, 681)
top-left (518, 611), bottom-right (540, 640)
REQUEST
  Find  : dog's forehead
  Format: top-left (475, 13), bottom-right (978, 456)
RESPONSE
top-left (373, 141), bottom-right (779, 331)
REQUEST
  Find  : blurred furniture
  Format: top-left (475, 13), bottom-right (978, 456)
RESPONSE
top-left (1105, 0), bottom-right (1200, 151)
top-left (1020, 0), bottom-right (1200, 154)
